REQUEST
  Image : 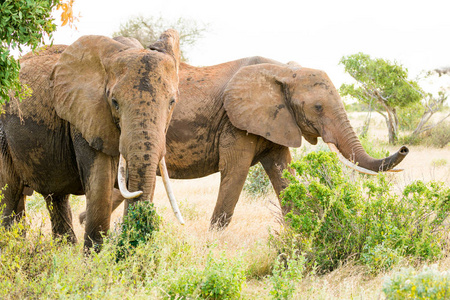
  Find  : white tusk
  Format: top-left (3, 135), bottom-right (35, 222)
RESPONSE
top-left (159, 157), bottom-right (185, 225)
top-left (118, 154), bottom-right (143, 199)
top-left (327, 143), bottom-right (378, 176)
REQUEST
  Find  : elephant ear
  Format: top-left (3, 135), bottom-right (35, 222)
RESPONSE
top-left (223, 63), bottom-right (302, 147)
top-left (52, 35), bottom-right (129, 156)
top-left (148, 29), bottom-right (181, 71)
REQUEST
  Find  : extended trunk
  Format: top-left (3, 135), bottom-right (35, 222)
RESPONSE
top-left (329, 115), bottom-right (408, 173)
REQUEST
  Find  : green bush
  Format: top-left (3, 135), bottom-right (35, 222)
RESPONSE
top-left (243, 163), bottom-right (271, 198)
top-left (421, 122), bottom-right (450, 148)
top-left (383, 265), bottom-right (450, 299)
top-left (398, 102), bottom-right (425, 131)
top-left (160, 251), bottom-right (246, 300)
top-left (269, 252), bottom-right (305, 300)
top-left (399, 121), bottom-right (450, 148)
top-left (112, 201), bottom-right (161, 260)
top-left (278, 151), bottom-right (450, 273)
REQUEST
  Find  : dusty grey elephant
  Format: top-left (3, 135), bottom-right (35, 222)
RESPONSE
top-left (0, 30), bottom-right (182, 248)
top-left (80, 52), bottom-right (409, 228)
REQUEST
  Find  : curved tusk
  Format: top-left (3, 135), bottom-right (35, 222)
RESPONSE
top-left (118, 154), bottom-right (143, 199)
top-left (159, 157), bottom-right (185, 225)
top-left (327, 143), bottom-right (378, 176)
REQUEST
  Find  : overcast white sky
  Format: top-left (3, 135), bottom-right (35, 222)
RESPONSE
top-left (50, 0), bottom-right (450, 88)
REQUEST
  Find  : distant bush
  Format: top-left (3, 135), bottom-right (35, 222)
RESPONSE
top-left (344, 101), bottom-right (371, 112)
top-left (383, 265), bottom-right (450, 299)
top-left (359, 134), bottom-right (389, 159)
top-left (432, 158), bottom-right (448, 168)
top-left (277, 151), bottom-right (450, 273)
top-left (399, 121), bottom-right (450, 148)
top-left (244, 163), bottom-right (271, 198)
top-left (398, 102), bottom-right (425, 131)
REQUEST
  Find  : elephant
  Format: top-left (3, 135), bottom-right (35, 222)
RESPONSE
top-left (0, 30), bottom-right (183, 248)
top-left (77, 50), bottom-right (409, 229)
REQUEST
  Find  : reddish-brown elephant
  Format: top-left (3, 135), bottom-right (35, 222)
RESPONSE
top-left (79, 50), bottom-right (408, 228)
top-left (0, 30), bottom-right (183, 249)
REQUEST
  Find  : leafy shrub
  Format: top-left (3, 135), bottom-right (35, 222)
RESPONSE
top-left (278, 151), bottom-right (450, 273)
top-left (160, 252), bottom-right (246, 300)
top-left (398, 102), bottom-right (425, 131)
top-left (399, 121), bottom-right (450, 148)
top-left (421, 121), bottom-right (450, 148)
top-left (243, 163), bottom-right (271, 198)
top-left (269, 252), bottom-right (305, 300)
top-left (113, 201), bottom-right (161, 260)
top-left (383, 265), bottom-right (450, 299)
top-left (360, 243), bottom-right (402, 274)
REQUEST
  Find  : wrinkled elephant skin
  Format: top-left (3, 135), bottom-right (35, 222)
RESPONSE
top-left (0, 31), bottom-right (181, 249)
top-left (81, 54), bottom-right (408, 229)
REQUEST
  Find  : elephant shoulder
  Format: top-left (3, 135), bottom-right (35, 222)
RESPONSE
top-left (242, 56), bottom-right (284, 67)
top-left (20, 45), bottom-right (68, 62)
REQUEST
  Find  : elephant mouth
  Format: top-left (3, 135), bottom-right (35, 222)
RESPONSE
top-left (303, 133), bottom-right (318, 145)
top-left (117, 154), bottom-right (185, 224)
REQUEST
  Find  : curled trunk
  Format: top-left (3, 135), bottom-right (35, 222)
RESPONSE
top-left (326, 115), bottom-right (409, 174)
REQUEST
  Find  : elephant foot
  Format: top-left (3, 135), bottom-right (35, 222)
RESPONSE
top-left (209, 213), bottom-right (232, 230)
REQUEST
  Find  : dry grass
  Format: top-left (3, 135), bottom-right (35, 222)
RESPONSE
top-left (24, 113), bottom-right (450, 299)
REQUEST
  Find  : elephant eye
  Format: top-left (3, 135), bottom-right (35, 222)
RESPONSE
top-left (315, 104), bottom-right (323, 112)
top-left (169, 97), bottom-right (176, 110)
top-left (112, 98), bottom-right (120, 111)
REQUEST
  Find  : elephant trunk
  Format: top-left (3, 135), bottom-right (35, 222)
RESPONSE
top-left (119, 127), bottom-right (164, 214)
top-left (124, 153), bottom-right (159, 215)
top-left (324, 111), bottom-right (409, 174)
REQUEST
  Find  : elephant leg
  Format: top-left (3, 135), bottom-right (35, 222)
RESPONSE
top-left (44, 194), bottom-right (77, 243)
top-left (82, 152), bottom-right (116, 250)
top-left (73, 133), bottom-right (115, 250)
top-left (0, 170), bottom-right (26, 227)
top-left (259, 146), bottom-right (294, 216)
top-left (78, 188), bottom-right (124, 225)
top-left (211, 133), bottom-right (257, 228)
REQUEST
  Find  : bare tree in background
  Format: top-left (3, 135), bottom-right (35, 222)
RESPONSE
top-left (113, 15), bottom-right (207, 62)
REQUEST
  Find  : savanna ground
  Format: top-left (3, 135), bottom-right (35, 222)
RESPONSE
top-left (7, 112), bottom-right (450, 299)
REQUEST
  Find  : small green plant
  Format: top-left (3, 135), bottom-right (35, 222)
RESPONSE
top-left (278, 151), bottom-right (450, 273)
top-left (160, 251), bottom-right (246, 300)
top-left (269, 253), bottom-right (305, 300)
top-left (360, 243), bottom-right (402, 274)
top-left (432, 158), bottom-right (448, 168)
top-left (112, 201), bottom-right (161, 260)
top-left (383, 265), bottom-right (450, 299)
top-left (199, 252), bottom-right (246, 300)
top-left (244, 163), bottom-right (271, 198)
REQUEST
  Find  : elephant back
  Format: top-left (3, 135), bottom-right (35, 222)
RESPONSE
top-left (20, 45), bottom-right (68, 62)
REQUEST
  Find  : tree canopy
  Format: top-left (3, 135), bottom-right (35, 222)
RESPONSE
top-left (339, 53), bottom-right (424, 143)
top-left (113, 15), bottom-right (207, 62)
top-left (0, 0), bottom-right (75, 104)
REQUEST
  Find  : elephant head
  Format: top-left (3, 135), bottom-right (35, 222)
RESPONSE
top-left (223, 63), bottom-right (408, 174)
top-left (51, 30), bottom-right (181, 212)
